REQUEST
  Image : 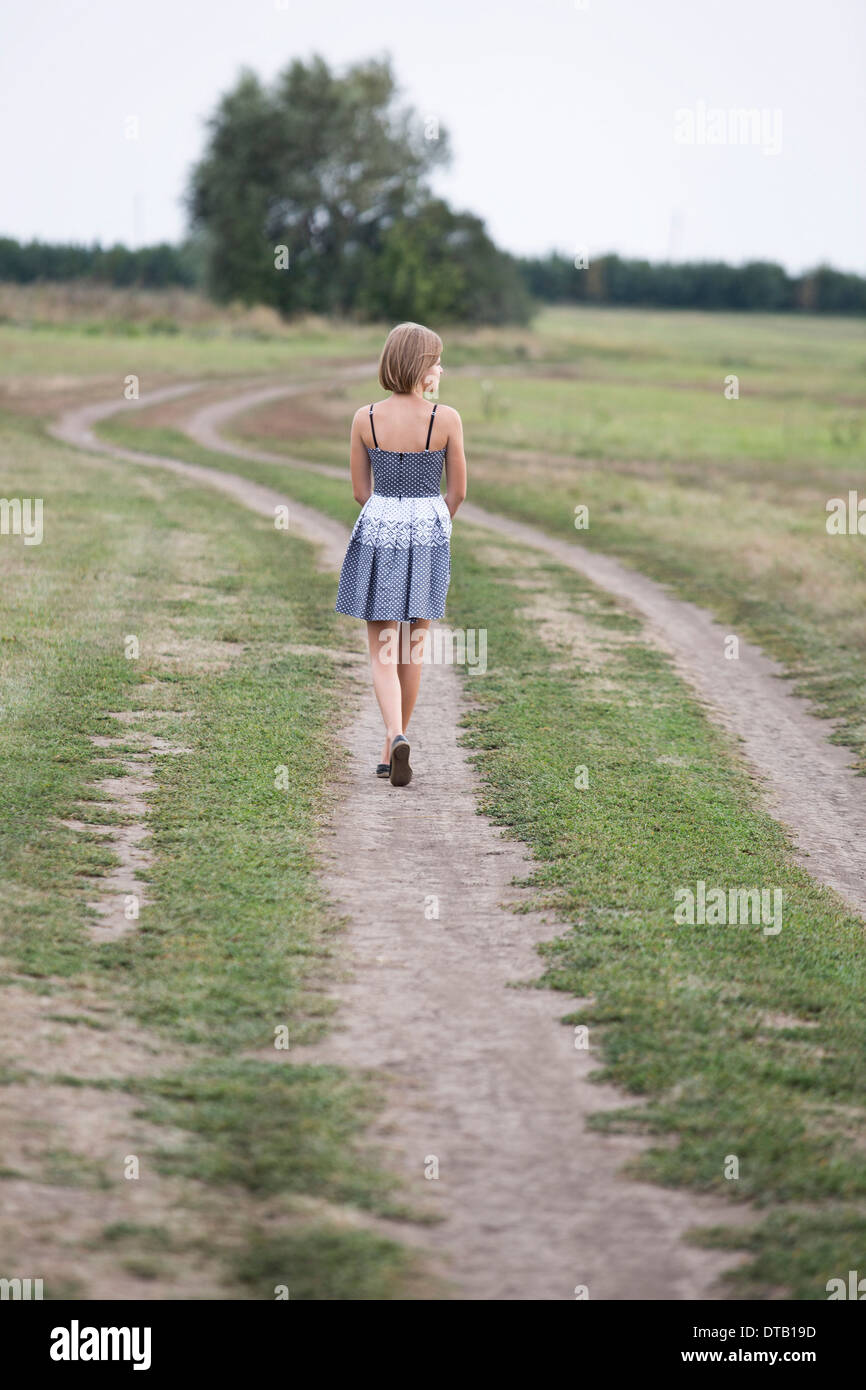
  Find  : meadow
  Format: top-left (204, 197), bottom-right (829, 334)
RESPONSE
top-left (218, 305), bottom-right (866, 767)
top-left (1, 287), bottom-right (864, 1298)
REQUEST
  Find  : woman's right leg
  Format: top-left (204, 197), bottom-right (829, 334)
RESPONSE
top-left (366, 620), bottom-right (403, 764)
top-left (398, 619), bottom-right (431, 733)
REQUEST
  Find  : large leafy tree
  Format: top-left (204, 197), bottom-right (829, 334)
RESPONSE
top-left (356, 199), bottom-right (532, 324)
top-left (187, 55), bottom-right (451, 316)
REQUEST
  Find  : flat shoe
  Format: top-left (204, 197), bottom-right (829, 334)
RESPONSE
top-left (389, 734), bottom-right (412, 787)
top-left (376, 762), bottom-right (390, 778)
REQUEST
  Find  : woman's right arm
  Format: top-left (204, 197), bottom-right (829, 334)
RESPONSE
top-left (350, 409), bottom-right (373, 505)
top-left (443, 407), bottom-right (467, 519)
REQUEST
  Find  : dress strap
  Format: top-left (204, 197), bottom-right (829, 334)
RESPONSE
top-left (424, 402), bottom-right (438, 450)
top-left (369, 404), bottom-right (379, 449)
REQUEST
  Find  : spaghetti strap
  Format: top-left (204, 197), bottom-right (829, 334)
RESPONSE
top-left (369, 404), bottom-right (379, 449)
top-left (424, 402), bottom-right (438, 450)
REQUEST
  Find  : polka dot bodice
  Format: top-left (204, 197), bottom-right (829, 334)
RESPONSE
top-left (366, 444), bottom-right (447, 499)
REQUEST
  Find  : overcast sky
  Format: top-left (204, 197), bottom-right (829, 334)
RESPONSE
top-left (2, 0), bottom-right (864, 272)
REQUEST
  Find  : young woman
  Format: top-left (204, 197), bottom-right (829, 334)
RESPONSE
top-left (335, 322), bottom-right (467, 787)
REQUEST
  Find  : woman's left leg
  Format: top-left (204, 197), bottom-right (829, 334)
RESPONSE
top-left (366, 619), bottom-right (404, 765)
top-left (398, 619), bottom-right (431, 734)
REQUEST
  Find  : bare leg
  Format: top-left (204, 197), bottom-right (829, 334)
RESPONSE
top-left (366, 620), bottom-right (404, 764)
top-left (398, 620), bottom-right (431, 739)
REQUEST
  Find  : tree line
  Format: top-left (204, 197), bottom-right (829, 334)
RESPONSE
top-left (4, 235), bottom-right (861, 319)
top-left (2, 55), bottom-right (863, 322)
top-left (0, 238), bottom-right (199, 290)
top-left (521, 252), bottom-right (866, 316)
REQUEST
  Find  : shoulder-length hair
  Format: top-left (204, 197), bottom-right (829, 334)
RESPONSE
top-left (378, 322), bottom-right (443, 394)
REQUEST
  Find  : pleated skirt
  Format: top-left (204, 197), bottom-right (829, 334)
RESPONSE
top-left (335, 493), bottom-right (452, 621)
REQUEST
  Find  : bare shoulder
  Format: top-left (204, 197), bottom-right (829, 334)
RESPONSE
top-left (435, 403), bottom-right (462, 428)
top-left (350, 404), bottom-right (375, 437)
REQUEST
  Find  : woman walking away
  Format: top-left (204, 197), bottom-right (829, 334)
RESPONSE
top-left (335, 322), bottom-right (467, 787)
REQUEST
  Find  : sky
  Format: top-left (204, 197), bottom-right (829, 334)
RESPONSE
top-left (1, 0), bottom-right (864, 272)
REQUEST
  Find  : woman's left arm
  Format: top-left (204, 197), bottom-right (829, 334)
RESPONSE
top-left (349, 409), bottom-right (373, 505)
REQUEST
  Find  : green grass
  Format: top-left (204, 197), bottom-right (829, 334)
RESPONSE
top-left (0, 412), bottom-right (342, 1038)
top-left (692, 1208), bottom-right (866, 1296)
top-left (151, 304), bottom-right (865, 771)
top-left (92, 408), bottom-right (866, 1295)
top-left (6, 301), bottom-right (866, 1299)
top-left (12, 298), bottom-right (862, 392)
top-left (0, 318), bottom-right (376, 378)
top-left (231, 1227), bottom-right (419, 1300)
top-left (103, 338), bottom-right (866, 777)
top-left (129, 1060), bottom-right (401, 1212)
top-left (42, 1148), bottom-right (112, 1189)
top-left (101, 1223), bottom-right (174, 1249)
top-left (444, 530), bottom-right (866, 1299)
top-left (0, 409), bottom-right (416, 1296)
top-left (252, 370), bottom-right (866, 472)
top-left (459, 464), bottom-right (866, 769)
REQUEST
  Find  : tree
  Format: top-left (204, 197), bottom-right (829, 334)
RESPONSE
top-left (187, 55), bottom-right (451, 317)
top-left (356, 199), bottom-right (532, 324)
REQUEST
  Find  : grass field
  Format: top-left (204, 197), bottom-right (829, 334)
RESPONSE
top-left (1, 288), bottom-right (865, 1298)
top-left (0, 406), bottom-right (423, 1297)
top-left (213, 306), bottom-right (866, 769)
top-left (95, 299), bottom-right (866, 767)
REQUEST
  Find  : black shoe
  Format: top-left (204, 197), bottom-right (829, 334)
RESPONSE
top-left (376, 762), bottom-right (390, 778)
top-left (389, 734), bottom-right (412, 787)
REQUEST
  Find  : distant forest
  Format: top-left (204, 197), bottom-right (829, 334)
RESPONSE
top-left (3, 54), bottom-right (864, 323)
top-left (2, 234), bottom-right (863, 320)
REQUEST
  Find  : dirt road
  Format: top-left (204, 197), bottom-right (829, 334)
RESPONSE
top-left (51, 382), bottom-right (754, 1298)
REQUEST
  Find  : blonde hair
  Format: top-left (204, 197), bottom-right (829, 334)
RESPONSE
top-left (378, 322), bottom-right (443, 394)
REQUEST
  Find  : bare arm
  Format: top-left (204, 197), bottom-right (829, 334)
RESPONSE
top-left (349, 409), bottom-right (373, 506)
top-left (443, 407), bottom-right (467, 518)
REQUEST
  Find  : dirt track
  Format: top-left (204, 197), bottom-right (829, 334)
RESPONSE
top-left (50, 382), bottom-right (757, 1299)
